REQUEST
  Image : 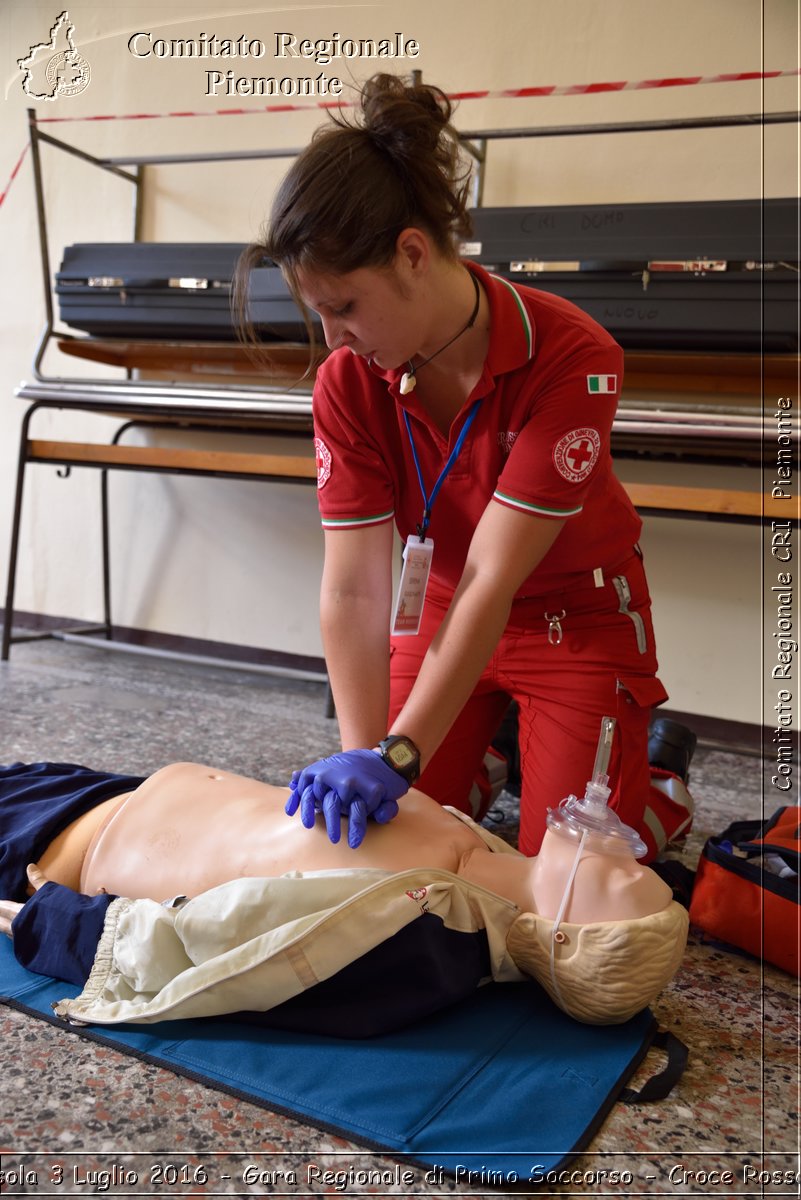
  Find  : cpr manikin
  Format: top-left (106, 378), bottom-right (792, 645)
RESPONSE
top-left (2, 720), bottom-right (688, 1025)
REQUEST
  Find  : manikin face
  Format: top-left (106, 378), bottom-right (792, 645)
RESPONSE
top-left (295, 250), bottom-right (428, 371)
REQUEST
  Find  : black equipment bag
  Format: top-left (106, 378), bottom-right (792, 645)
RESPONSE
top-left (56, 243), bottom-right (320, 341)
top-left (462, 198), bottom-right (798, 352)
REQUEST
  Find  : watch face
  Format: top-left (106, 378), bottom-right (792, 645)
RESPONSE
top-left (389, 743), bottom-right (416, 769)
top-left (380, 736), bottom-right (420, 781)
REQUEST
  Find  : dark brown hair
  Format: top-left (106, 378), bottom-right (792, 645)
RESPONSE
top-left (233, 73), bottom-right (473, 361)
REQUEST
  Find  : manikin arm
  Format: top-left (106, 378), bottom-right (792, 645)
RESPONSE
top-left (0, 899), bottom-right (22, 934)
top-left (0, 863), bottom-right (46, 933)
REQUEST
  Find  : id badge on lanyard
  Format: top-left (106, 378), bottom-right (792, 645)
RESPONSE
top-left (392, 398), bottom-right (482, 636)
top-left (391, 534), bottom-right (434, 636)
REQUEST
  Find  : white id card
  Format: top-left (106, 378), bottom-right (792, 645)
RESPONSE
top-left (391, 535), bottom-right (434, 636)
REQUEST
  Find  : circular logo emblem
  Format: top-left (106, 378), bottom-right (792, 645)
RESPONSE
top-left (552, 428), bottom-right (601, 483)
top-left (314, 437), bottom-right (332, 489)
top-left (46, 50), bottom-right (91, 97)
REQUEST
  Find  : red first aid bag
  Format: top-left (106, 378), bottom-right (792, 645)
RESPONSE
top-left (689, 807), bottom-right (800, 976)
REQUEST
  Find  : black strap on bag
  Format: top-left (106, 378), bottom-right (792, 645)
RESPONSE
top-left (620, 1030), bottom-right (689, 1104)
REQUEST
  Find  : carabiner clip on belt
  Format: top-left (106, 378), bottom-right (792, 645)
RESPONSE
top-left (544, 610), bottom-right (565, 645)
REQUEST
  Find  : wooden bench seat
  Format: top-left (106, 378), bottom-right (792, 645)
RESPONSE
top-left (621, 482), bottom-right (794, 521)
top-left (28, 439), bottom-right (318, 481)
top-left (27, 440), bottom-right (793, 519)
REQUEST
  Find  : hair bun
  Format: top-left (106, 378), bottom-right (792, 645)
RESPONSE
top-left (361, 73), bottom-right (452, 160)
top-left (255, 70), bottom-right (473, 283)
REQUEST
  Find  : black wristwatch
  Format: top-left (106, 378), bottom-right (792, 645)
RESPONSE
top-left (376, 735), bottom-right (421, 784)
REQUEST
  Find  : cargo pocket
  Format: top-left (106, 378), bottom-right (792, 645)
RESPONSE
top-left (617, 674), bottom-right (669, 712)
top-left (617, 674), bottom-right (669, 745)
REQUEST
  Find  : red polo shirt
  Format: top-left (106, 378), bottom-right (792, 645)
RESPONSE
top-left (312, 262), bottom-right (641, 596)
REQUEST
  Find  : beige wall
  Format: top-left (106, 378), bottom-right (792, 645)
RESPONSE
top-left (0, 0), bottom-right (797, 725)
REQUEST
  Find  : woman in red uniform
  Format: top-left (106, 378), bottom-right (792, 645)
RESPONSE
top-left (239, 74), bottom-right (668, 855)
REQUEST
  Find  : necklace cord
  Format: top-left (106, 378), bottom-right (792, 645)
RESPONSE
top-left (400, 269), bottom-right (484, 540)
top-left (404, 270), bottom-right (481, 384)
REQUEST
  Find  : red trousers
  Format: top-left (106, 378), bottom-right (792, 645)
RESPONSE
top-left (389, 551), bottom-right (668, 857)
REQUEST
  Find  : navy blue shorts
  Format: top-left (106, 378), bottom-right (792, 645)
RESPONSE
top-left (0, 762), bottom-right (146, 900)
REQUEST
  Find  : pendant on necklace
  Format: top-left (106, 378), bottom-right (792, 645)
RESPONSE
top-left (399, 370), bottom-right (417, 396)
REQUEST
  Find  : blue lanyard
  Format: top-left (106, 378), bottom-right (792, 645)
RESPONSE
top-left (403, 399), bottom-right (482, 541)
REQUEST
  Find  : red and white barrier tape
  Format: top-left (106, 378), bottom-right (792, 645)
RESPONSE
top-left (458, 68), bottom-right (801, 100)
top-left (2, 67), bottom-right (796, 210)
top-left (0, 142), bottom-right (29, 211)
top-left (36, 67), bottom-right (800, 123)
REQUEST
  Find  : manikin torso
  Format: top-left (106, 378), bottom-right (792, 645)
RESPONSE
top-left (36, 763), bottom-right (672, 922)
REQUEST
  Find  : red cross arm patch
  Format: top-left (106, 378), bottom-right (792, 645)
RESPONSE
top-left (552, 427), bottom-right (601, 483)
top-left (314, 436), bottom-right (332, 488)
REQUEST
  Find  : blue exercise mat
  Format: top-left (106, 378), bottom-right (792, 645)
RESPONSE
top-left (0, 935), bottom-right (662, 1179)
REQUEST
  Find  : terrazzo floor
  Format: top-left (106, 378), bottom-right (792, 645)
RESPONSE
top-left (0, 638), bottom-right (798, 1197)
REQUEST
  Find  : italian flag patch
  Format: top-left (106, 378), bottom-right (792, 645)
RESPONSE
top-left (587, 374), bottom-right (617, 394)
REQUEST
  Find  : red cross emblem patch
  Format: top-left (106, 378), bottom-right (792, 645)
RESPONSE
top-left (552, 427), bottom-right (601, 483)
top-left (314, 437), bottom-right (332, 488)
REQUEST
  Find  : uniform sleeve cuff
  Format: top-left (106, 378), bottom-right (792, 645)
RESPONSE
top-left (10, 882), bottom-right (117, 986)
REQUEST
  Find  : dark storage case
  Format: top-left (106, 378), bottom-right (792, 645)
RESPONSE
top-left (56, 243), bottom-right (319, 341)
top-left (462, 198), bottom-right (798, 352)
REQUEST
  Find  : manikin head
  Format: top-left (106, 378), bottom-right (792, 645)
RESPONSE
top-left (506, 901), bottom-right (689, 1024)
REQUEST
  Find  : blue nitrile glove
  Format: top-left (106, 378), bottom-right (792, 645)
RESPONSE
top-left (285, 750), bottom-right (407, 848)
